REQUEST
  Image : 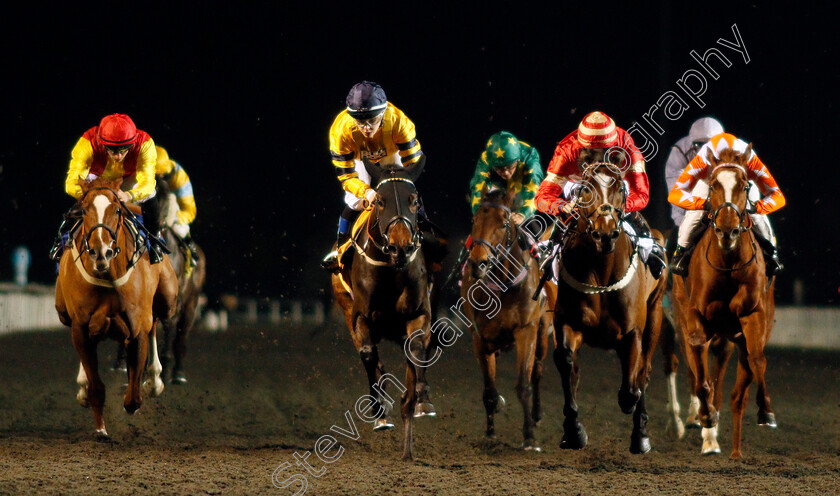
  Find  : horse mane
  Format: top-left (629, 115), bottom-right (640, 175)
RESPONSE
top-left (78, 176), bottom-right (123, 196)
top-left (480, 186), bottom-right (518, 209)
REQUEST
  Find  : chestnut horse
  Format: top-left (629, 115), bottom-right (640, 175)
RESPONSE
top-left (331, 156), bottom-right (436, 461)
top-left (462, 187), bottom-right (551, 451)
top-left (157, 178), bottom-right (207, 384)
top-left (671, 146), bottom-right (776, 459)
top-left (55, 177), bottom-right (178, 437)
top-left (553, 161), bottom-right (666, 454)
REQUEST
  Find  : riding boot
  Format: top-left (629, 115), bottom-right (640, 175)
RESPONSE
top-left (754, 233), bottom-right (783, 277)
top-left (49, 208), bottom-right (83, 262)
top-left (322, 207), bottom-right (359, 272)
top-left (670, 246), bottom-right (690, 276)
top-left (141, 197), bottom-right (170, 265)
top-left (626, 212), bottom-right (665, 279)
top-left (183, 233), bottom-right (200, 266)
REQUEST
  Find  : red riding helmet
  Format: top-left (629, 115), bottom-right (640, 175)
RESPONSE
top-left (98, 114), bottom-right (137, 146)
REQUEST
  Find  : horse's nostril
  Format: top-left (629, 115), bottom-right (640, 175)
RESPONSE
top-left (105, 249), bottom-right (114, 258)
top-left (610, 230), bottom-right (620, 240)
top-left (592, 231), bottom-right (601, 240)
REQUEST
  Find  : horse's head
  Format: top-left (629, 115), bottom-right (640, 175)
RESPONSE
top-left (467, 186), bottom-right (517, 280)
top-left (574, 154), bottom-right (627, 254)
top-left (363, 155), bottom-right (425, 267)
top-left (706, 146), bottom-right (752, 252)
top-left (78, 177), bottom-right (125, 274)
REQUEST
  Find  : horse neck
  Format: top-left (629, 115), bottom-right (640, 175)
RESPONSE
top-left (701, 225), bottom-right (755, 271)
top-left (566, 226), bottom-right (632, 284)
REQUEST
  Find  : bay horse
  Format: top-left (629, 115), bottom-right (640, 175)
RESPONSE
top-left (553, 160), bottom-right (666, 454)
top-left (462, 187), bottom-right (550, 451)
top-left (330, 156), bottom-right (436, 461)
top-left (671, 145), bottom-right (776, 459)
top-left (55, 177), bottom-right (178, 437)
top-left (157, 177), bottom-right (207, 384)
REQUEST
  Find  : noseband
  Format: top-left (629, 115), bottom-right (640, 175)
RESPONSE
top-left (575, 167), bottom-right (627, 240)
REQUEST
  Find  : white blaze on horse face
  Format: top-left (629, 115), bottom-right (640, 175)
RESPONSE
top-left (717, 170), bottom-right (738, 203)
top-left (594, 172), bottom-right (612, 204)
top-left (92, 195), bottom-right (112, 259)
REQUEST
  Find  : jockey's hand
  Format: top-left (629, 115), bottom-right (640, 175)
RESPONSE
top-left (117, 190), bottom-right (132, 203)
top-left (363, 189), bottom-right (378, 208)
top-left (561, 200), bottom-right (577, 215)
top-left (511, 213), bottom-right (525, 225)
top-left (173, 223), bottom-right (190, 238)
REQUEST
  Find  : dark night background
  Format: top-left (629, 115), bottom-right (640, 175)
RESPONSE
top-left (0, 2), bottom-right (836, 307)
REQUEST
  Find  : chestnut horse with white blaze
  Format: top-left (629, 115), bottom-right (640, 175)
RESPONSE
top-left (330, 156), bottom-right (436, 461)
top-left (671, 146), bottom-right (777, 459)
top-left (55, 177), bottom-right (177, 438)
top-left (552, 160), bottom-right (666, 454)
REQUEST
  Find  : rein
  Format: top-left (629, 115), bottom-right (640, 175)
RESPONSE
top-left (703, 165), bottom-right (757, 273)
top-left (470, 201), bottom-right (528, 289)
top-left (354, 175), bottom-right (421, 268)
top-left (71, 186), bottom-right (144, 288)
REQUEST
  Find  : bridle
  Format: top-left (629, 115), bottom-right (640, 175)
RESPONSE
top-left (575, 163), bottom-right (627, 242)
top-left (355, 175), bottom-right (422, 266)
top-left (470, 201), bottom-right (516, 260)
top-left (79, 186), bottom-right (125, 258)
top-left (704, 163), bottom-right (757, 272)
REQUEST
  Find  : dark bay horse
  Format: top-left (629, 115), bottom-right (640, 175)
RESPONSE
top-left (157, 178), bottom-right (207, 384)
top-left (671, 146), bottom-right (776, 459)
top-left (462, 187), bottom-right (550, 451)
top-left (330, 156), bottom-right (436, 461)
top-left (553, 161), bottom-right (666, 454)
top-left (55, 177), bottom-right (177, 437)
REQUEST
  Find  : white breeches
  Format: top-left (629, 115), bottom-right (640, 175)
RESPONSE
top-left (344, 153), bottom-right (404, 211)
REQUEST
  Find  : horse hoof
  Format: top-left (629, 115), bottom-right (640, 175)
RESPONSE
top-left (414, 402), bottom-right (436, 418)
top-left (618, 388), bottom-right (640, 414)
top-left (142, 379), bottom-right (165, 398)
top-left (630, 434), bottom-right (651, 454)
top-left (373, 418), bottom-right (394, 431)
top-left (560, 422), bottom-right (588, 450)
top-left (172, 373), bottom-right (188, 385)
top-left (757, 412), bottom-right (777, 428)
top-left (94, 428), bottom-right (110, 441)
top-left (76, 390), bottom-right (90, 408)
top-left (522, 439), bottom-right (542, 452)
top-left (729, 450), bottom-right (743, 460)
top-left (124, 400), bottom-right (141, 415)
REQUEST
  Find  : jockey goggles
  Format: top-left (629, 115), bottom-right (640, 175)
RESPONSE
top-left (105, 144), bottom-right (133, 153)
top-left (493, 160), bottom-right (520, 174)
top-left (354, 113), bottom-right (384, 130)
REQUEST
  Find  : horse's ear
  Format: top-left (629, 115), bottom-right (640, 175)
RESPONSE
top-left (705, 148), bottom-right (717, 166)
top-left (404, 153), bottom-right (426, 182)
top-left (743, 143), bottom-right (753, 163)
top-left (480, 183), bottom-right (489, 199)
top-left (504, 185), bottom-right (518, 207)
top-left (77, 176), bottom-right (91, 192)
top-left (363, 158), bottom-right (382, 186)
top-left (113, 177), bottom-right (123, 190)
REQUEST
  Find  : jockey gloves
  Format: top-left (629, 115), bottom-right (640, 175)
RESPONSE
top-left (577, 111), bottom-right (619, 148)
top-left (98, 114), bottom-right (137, 146)
top-left (346, 81), bottom-right (388, 120)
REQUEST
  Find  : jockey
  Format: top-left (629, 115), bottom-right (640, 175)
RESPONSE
top-left (668, 132), bottom-right (785, 277)
top-left (321, 81), bottom-right (425, 272)
top-left (469, 131), bottom-right (544, 223)
top-left (49, 113), bottom-right (169, 264)
top-left (664, 117), bottom-right (725, 228)
top-left (155, 146), bottom-right (200, 265)
top-left (535, 111), bottom-right (666, 279)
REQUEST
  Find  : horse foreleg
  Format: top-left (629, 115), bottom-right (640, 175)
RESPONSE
top-left (72, 326), bottom-right (107, 438)
top-left (554, 323), bottom-right (586, 449)
top-left (142, 321), bottom-right (165, 398)
top-left (531, 312), bottom-right (550, 427)
top-left (354, 316), bottom-right (392, 431)
top-left (742, 314), bottom-right (775, 429)
top-left (729, 345), bottom-right (754, 459)
top-left (515, 323), bottom-right (539, 451)
top-left (172, 294), bottom-right (200, 384)
top-left (406, 315), bottom-right (435, 419)
top-left (401, 360), bottom-right (418, 461)
top-left (660, 305), bottom-right (685, 439)
top-left (685, 310), bottom-right (716, 432)
top-left (473, 333), bottom-right (501, 439)
top-left (124, 329), bottom-right (149, 415)
top-left (617, 330), bottom-right (643, 415)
